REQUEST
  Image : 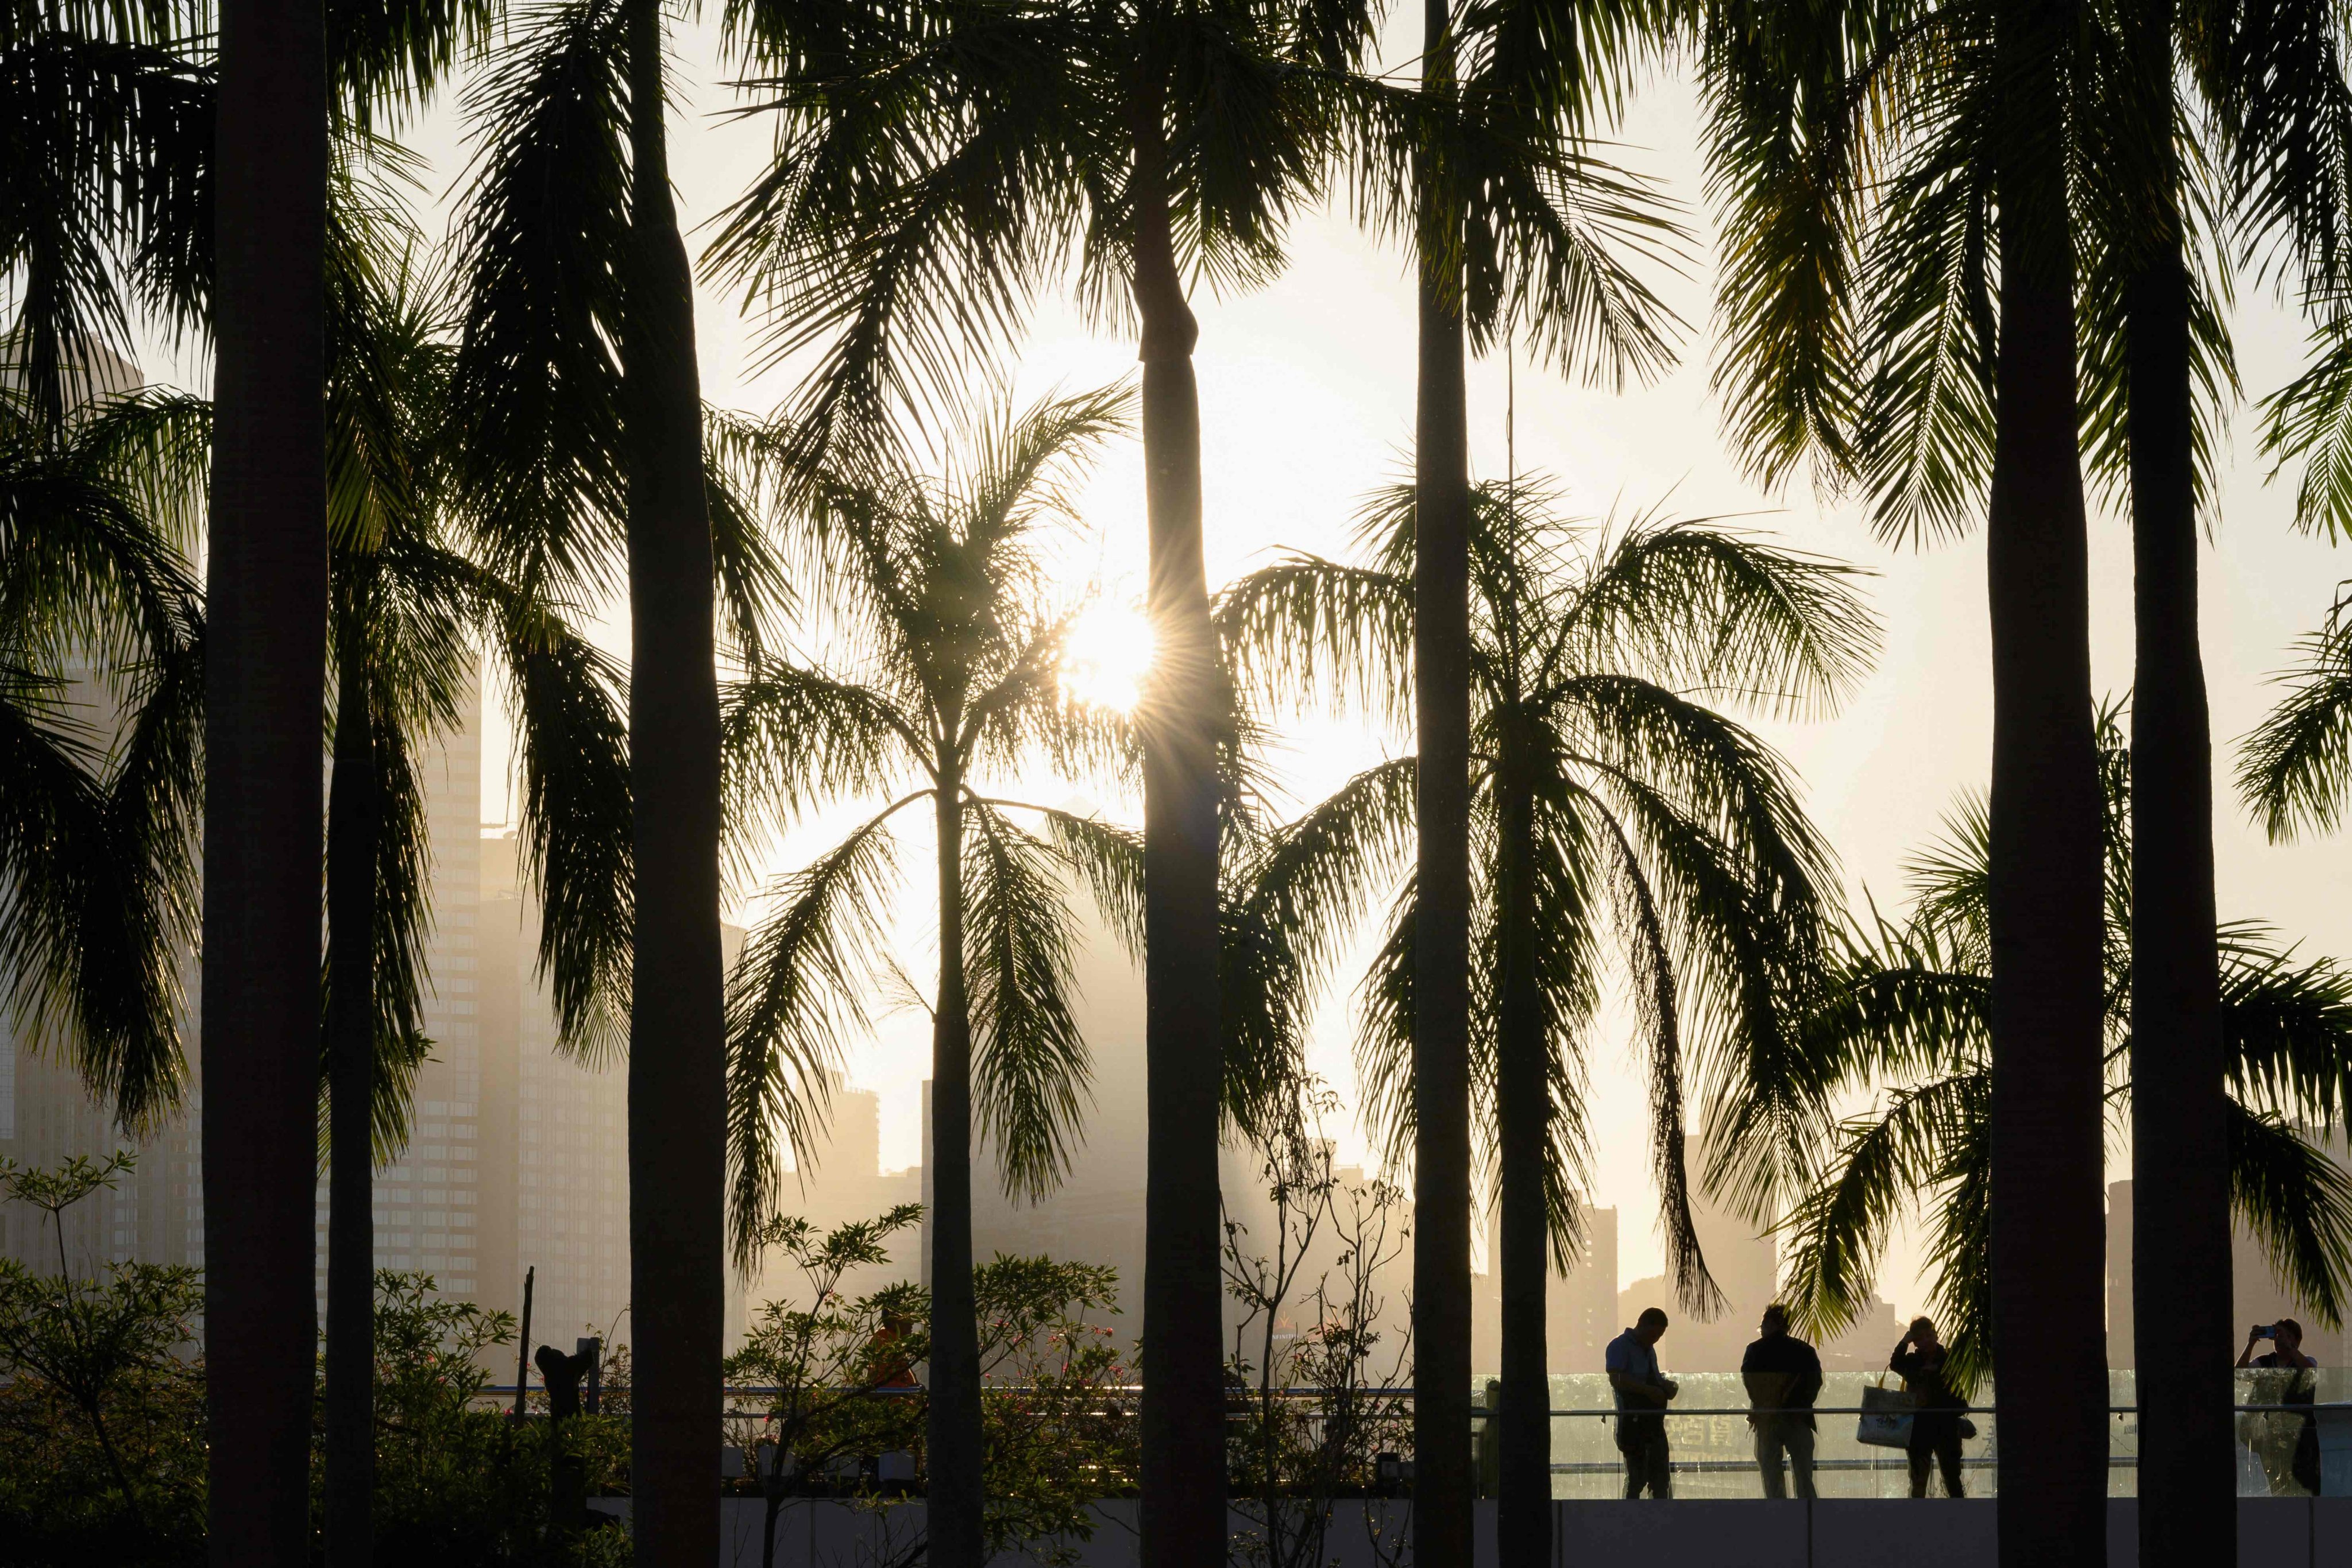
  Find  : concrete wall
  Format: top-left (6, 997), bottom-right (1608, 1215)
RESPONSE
top-left (589, 1496), bottom-right (2351, 1566)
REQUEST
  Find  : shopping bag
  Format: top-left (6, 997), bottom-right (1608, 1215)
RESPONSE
top-left (1857, 1379), bottom-right (1917, 1450)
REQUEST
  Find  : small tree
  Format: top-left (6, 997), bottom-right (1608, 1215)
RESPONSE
top-left (0, 1154), bottom-right (204, 1555)
top-left (729, 1208), bottom-right (1134, 1568)
top-left (729, 1206), bottom-right (929, 1568)
top-left (1223, 1113), bottom-right (1412, 1568)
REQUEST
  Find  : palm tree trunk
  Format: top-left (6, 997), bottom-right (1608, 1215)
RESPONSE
top-left (1493, 757), bottom-right (1550, 1565)
top-left (1130, 85), bottom-right (1229, 1568)
top-left (325, 648), bottom-right (378, 1568)
top-left (928, 775), bottom-right (986, 1568)
top-left (1413, 0), bottom-right (1476, 1557)
top-left (1986, 1), bottom-right (2108, 1561)
top-left (2125, 7), bottom-right (2232, 1555)
top-left (620, 2), bottom-right (727, 1563)
top-left (202, 0), bottom-right (327, 1560)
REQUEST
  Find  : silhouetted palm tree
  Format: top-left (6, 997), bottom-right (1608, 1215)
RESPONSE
top-left (1221, 478), bottom-right (1872, 1517)
top-left (318, 171), bottom-right (635, 1567)
top-left (446, 3), bottom-right (793, 1557)
top-left (1780, 705), bottom-right (2352, 1391)
top-left (712, 6), bottom-right (1380, 1555)
top-left (1696, 0), bottom-right (2110, 1547)
top-left (1381, 2), bottom-right (1681, 1546)
top-left (721, 385), bottom-right (1140, 1554)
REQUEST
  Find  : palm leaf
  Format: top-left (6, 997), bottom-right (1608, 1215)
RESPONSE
top-left (961, 801), bottom-right (1092, 1203)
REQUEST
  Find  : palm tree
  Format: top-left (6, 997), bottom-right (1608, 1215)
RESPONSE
top-left (446, 3), bottom-right (780, 1557)
top-left (1219, 477), bottom-right (1873, 1530)
top-left (1384, 6), bottom-right (1681, 1548)
top-left (2104, 8), bottom-right (2234, 1540)
top-left (711, 7), bottom-right (1380, 1555)
top-left (1700, 0), bottom-right (2349, 1534)
top-left (1696, 0), bottom-right (2110, 1546)
top-left (1779, 705), bottom-right (2352, 1393)
top-left (206, 0), bottom-right (334, 1550)
top-left (317, 172), bottom-right (636, 1567)
top-left (720, 385), bottom-right (1139, 1559)
top-left (0, 0), bottom-right (287, 1546)
top-left (6, 3), bottom-right (507, 1547)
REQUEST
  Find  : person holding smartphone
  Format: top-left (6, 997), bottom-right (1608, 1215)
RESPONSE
top-left (2237, 1320), bottom-right (2321, 1495)
top-left (1890, 1317), bottom-right (1968, 1498)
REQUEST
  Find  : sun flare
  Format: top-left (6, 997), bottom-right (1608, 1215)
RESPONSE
top-left (1060, 598), bottom-right (1153, 715)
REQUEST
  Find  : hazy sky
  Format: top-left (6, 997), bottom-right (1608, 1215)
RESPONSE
top-left (155, 18), bottom-right (2352, 1316)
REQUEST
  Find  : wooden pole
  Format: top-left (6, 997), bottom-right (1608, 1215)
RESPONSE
top-left (513, 1265), bottom-right (536, 1424)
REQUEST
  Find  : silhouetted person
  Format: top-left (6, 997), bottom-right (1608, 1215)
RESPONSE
top-left (536, 1342), bottom-right (597, 1534)
top-left (1890, 1317), bottom-right (1967, 1497)
top-left (1606, 1307), bottom-right (1678, 1499)
top-left (2237, 1319), bottom-right (2321, 1496)
top-left (1742, 1304), bottom-right (1822, 1500)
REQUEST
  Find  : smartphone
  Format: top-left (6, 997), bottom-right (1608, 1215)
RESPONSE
top-left (2254, 1324), bottom-right (2277, 1340)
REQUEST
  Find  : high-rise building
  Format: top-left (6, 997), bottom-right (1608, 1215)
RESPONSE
top-left (316, 670), bottom-right (490, 1299)
top-left (1613, 1204), bottom-right (1898, 1372)
top-left (2107, 1164), bottom-right (2350, 1370)
top-left (746, 1076), bottom-right (922, 1312)
top-left (0, 1002), bottom-right (203, 1277)
top-left (1471, 1202), bottom-right (1619, 1375)
top-left (5, 662), bottom-right (748, 1360)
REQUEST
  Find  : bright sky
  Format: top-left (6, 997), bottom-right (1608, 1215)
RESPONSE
top-left (148, 18), bottom-right (2352, 1316)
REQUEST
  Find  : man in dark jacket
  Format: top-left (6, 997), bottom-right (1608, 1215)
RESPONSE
top-left (1741, 1304), bottom-right (1824, 1499)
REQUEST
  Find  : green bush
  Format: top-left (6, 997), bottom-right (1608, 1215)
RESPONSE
top-left (0, 1154), bottom-right (207, 1567)
top-left (350, 1270), bottom-right (629, 1565)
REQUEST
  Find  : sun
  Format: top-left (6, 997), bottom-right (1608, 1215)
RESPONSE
top-left (1060, 598), bottom-right (1153, 714)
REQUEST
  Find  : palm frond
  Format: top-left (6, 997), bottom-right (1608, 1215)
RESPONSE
top-left (0, 25), bottom-right (213, 428)
top-left (2238, 605), bottom-right (2352, 841)
top-left (2221, 930), bottom-right (2352, 1129)
top-left (446, 0), bottom-right (631, 603)
top-left (1548, 509), bottom-right (1878, 719)
top-left (1351, 878), bottom-right (1421, 1176)
top-left (961, 801), bottom-right (1092, 1203)
top-left (725, 801), bottom-right (913, 1269)
top-left (720, 661), bottom-right (912, 881)
top-left (2230, 1102), bottom-right (2352, 1332)
top-left (1591, 802), bottom-right (1723, 1318)
top-left (499, 605), bottom-right (632, 1059)
top-left (2260, 306), bottom-right (2352, 542)
top-left (1214, 553), bottom-right (1412, 724)
top-left (1777, 1070), bottom-right (1981, 1344)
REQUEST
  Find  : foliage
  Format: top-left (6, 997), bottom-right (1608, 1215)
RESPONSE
top-left (1222, 1104), bottom-right (1413, 1568)
top-left (1218, 481), bottom-right (1873, 1310)
top-left (350, 1269), bottom-right (631, 1565)
top-left (1778, 702), bottom-right (2352, 1389)
top-left (728, 1208), bottom-right (1136, 1567)
top-left (0, 1153), bottom-right (205, 1565)
top-left (719, 385), bottom-right (1137, 1260)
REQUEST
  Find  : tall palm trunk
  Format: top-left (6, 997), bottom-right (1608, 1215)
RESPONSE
top-left (1412, 0), bottom-right (1476, 1557)
top-left (928, 773), bottom-right (985, 1568)
top-left (1493, 750), bottom-right (1550, 1563)
top-left (325, 648), bottom-right (378, 1568)
top-left (620, 2), bottom-right (726, 1562)
top-left (2125, 6), bottom-right (2232, 1555)
top-left (202, 0), bottom-right (327, 1560)
top-left (1986, 0), bottom-right (2108, 1561)
top-left (1130, 84), bottom-right (1229, 1568)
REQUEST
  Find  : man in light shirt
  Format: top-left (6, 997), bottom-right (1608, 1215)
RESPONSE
top-left (1605, 1307), bottom-right (1678, 1499)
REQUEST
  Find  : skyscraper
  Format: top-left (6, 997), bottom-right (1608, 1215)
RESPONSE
top-left (6, 663), bottom-right (746, 1361)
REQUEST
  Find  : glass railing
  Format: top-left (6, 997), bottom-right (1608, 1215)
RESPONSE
top-left (1461, 1369), bottom-right (2349, 1499)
